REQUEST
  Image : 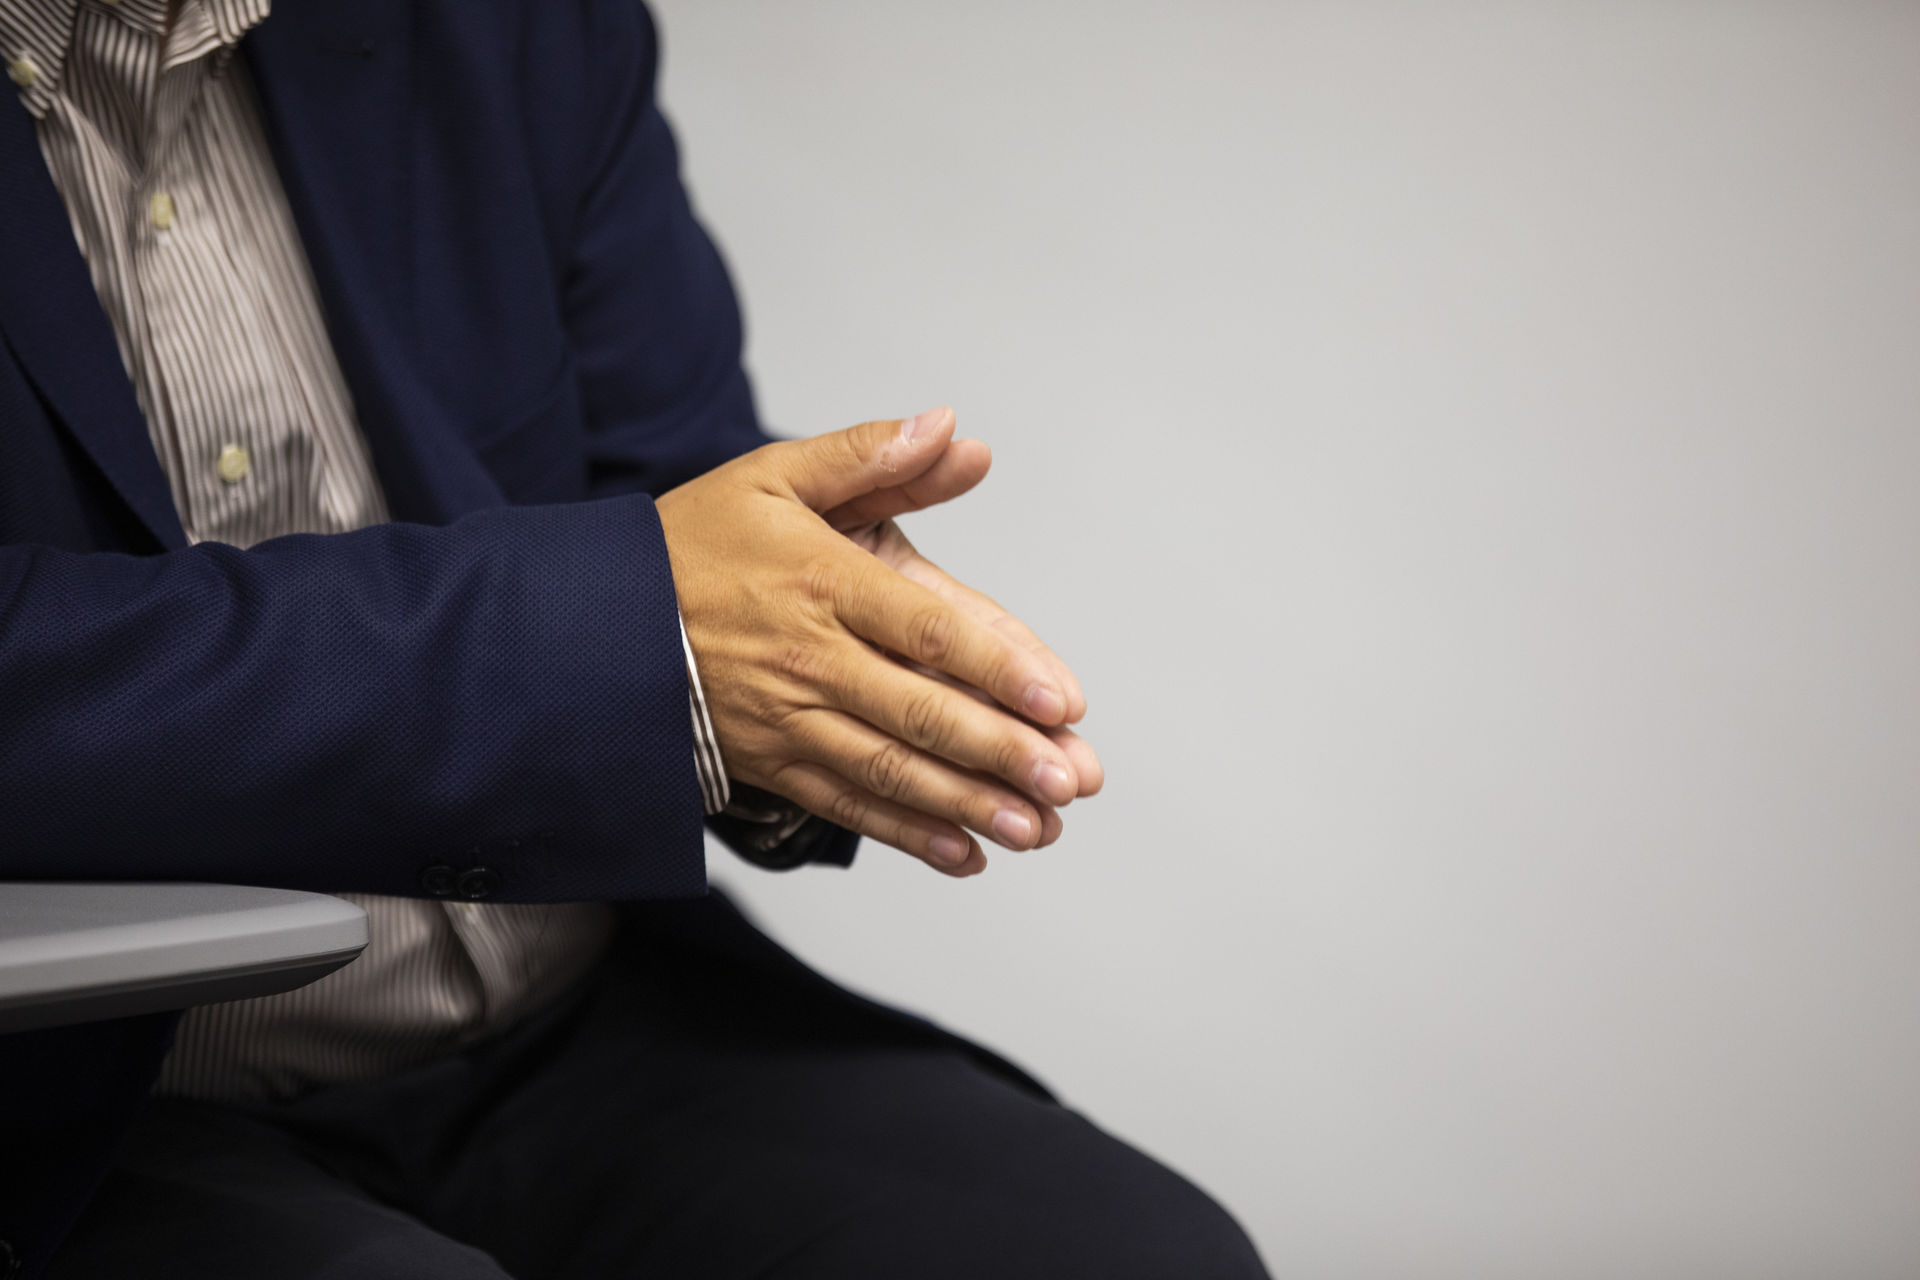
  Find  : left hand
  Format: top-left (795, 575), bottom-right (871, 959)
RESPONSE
top-left (820, 435), bottom-right (1105, 852)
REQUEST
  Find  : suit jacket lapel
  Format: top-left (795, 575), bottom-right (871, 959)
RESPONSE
top-left (0, 97), bottom-right (188, 551)
top-left (248, 0), bottom-right (505, 524)
top-left (0, 0), bottom-right (503, 545)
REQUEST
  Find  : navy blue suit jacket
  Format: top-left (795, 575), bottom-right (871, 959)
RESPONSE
top-left (0, 1), bottom-right (882, 1269)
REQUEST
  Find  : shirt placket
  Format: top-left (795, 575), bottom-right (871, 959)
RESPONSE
top-left (136, 64), bottom-right (206, 538)
top-left (138, 36), bottom-right (274, 543)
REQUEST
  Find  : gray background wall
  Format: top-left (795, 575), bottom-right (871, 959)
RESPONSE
top-left (650, 3), bottom-right (1920, 1276)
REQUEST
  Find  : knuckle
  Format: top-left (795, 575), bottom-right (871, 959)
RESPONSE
top-left (804, 558), bottom-right (842, 607)
top-left (827, 787), bottom-right (872, 833)
top-left (839, 427), bottom-right (876, 470)
top-left (911, 607), bottom-right (957, 663)
top-left (984, 648), bottom-right (1022, 700)
top-left (967, 786), bottom-right (1012, 831)
top-left (992, 735), bottom-right (1026, 782)
top-left (897, 686), bottom-right (948, 749)
top-left (737, 675), bottom-right (792, 732)
top-left (865, 740), bottom-right (915, 800)
top-left (776, 640), bottom-right (823, 685)
top-left (765, 700), bottom-right (809, 741)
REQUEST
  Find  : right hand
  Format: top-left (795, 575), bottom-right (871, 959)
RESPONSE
top-left (656, 408), bottom-right (1095, 877)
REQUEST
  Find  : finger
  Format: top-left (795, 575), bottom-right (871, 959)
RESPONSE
top-left (765, 408), bottom-right (956, 514)
top-left (821, 437), bottom-right (992, 532)
top-left (847, 521), bottom-right (1088, 725)
top-left (789, 707), bottom-right (1049, 851)
top-left (1045, 724), bottom-right (1104, 797)
top-left (829, 556), bottom-right (1072, 727)
top-left (823, 637), bottom-right (1081, 806)
top-left (880, 537), bottom-right (1089, 724)
top-left (953, 589), bottom-right (1087, 724)
top-left (1036, 802), bottom-right (1063, 847)
top-left (883, 654), bottom-right (1099, 796)
top-left (890, 653), bottom-right (1098, 785)
top-left (770, 759), bottom-right (987, 877)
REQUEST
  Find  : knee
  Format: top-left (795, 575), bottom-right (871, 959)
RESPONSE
top-left (1005, 1109), bottom-right (1267, 1279)
top-left (796, 1183), bottom-right (1267, 1280)
top-left (831, 1123), bottom-right (1269, 1280)
top-left (1069, 1161), bottom-right (1269, 1280)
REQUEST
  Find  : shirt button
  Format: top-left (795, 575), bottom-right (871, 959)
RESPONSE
top-left (215, 443), bottom-right (250, 484)
top-left (149, 191), bottom-right (175, 230)
top-left (6, 56), bottom-right (37, 89)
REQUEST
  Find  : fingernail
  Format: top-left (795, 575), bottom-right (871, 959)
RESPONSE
top-left (929, 833), bottom-right (969, 866)
top-left (1024, 682), bottom-right (1065, 722)
top-left (991, 808), bottom-right (1033, 849)
top-left (1031, 761), bottom-right (1074, 805)
top-left (900, 406), bottom-right (949, 444)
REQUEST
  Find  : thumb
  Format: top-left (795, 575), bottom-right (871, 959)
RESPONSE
top-left (821, 437), bottom-right (992, 532)
top-left (770, 407), bottom-right (956, 513)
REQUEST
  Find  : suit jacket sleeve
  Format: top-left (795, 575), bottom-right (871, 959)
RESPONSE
top-left (562, 0), bottom-right (860, 869)
top-left (0, 496), bottom-right (708, 901)
top-left (565, 0), bottom-right (770, 501)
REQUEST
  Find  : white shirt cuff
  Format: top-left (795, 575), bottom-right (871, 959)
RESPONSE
top-left (679, 612), bottom-right (730, 816)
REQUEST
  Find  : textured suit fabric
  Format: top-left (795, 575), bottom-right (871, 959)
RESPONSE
top-left (0, 1), bottom-right (862, 1271)
top-left (2, 0), bottom-right (769, 1099)
top-left (0, 0), bottom-right (790, 898)
top-left (1, 496), bottom-right (706, 898)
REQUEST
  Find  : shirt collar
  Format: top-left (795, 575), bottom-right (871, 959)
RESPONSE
top-left (1, 0), bottom-right (271, 118)
top-left (0, 0), bottom-right (79, 118)
top-left (151, 0), bottom-right (273, 73)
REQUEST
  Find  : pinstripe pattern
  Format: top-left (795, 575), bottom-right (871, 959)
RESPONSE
top-left (4, 0), bottom-right (732, 1100)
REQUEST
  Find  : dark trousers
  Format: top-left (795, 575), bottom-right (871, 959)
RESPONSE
top-left (48, 894), bottom-right (1269, 1279)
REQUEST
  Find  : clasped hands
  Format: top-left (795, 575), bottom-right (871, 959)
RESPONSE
top-left (658, 408), bottom-right (1102, 877)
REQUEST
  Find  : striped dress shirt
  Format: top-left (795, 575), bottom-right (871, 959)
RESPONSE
top-left (2, 0), bottom-right (737, 1099)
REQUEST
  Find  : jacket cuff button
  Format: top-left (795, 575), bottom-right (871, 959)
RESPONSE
top-left (418, 864), bottom-right (458, 897)
top-left (455, 867), bottom-right (501, 900)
